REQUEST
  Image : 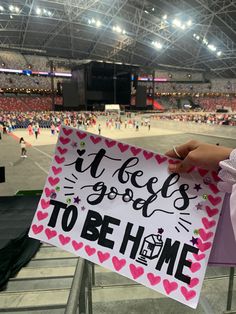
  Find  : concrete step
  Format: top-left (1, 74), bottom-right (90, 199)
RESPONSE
top-left (0, 289), bottom-right (69, 311)
top-left (33, 246), bottom-right (75, 259)
top-left (7, 277), bottom-right (73, 292)
top-left (14, 266), bottom-right (76, 279)
top-left (1, 309), bottom-right (65, 314)
top-left (27, 257), bottom-right (78, 268)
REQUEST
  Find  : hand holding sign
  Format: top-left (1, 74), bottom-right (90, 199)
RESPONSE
top-left (29, 126), bottom-right (224, 309)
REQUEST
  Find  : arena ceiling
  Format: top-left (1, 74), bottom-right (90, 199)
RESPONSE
top-left (0, 0), bottom-right (236, 77)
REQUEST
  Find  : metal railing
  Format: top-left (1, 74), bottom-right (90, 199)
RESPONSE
top-left (65, 258), bottom-right (93, 314)
top-left (65, 257), bottom-right (235, 314)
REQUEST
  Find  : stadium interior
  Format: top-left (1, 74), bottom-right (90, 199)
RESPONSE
top-left (0, 0), bottom-right (236, 313)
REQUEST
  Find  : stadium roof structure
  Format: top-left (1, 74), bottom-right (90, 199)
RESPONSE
top-left (0, 0), bottom-right (236, 77)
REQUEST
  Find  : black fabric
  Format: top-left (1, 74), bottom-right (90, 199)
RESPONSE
top-left (0, 229), bottom-right (41, 290)
top-left (0, 196), bottom-right (41, 290)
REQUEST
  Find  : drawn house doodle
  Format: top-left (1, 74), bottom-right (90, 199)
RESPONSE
top-left (136, 234), bottom-right (163, 266)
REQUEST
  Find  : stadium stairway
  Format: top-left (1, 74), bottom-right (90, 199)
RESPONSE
top-left (0, 244), bottom-right (235, 314)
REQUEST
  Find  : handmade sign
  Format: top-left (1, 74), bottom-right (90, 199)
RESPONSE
top-left (29, 126), bottom-right (225, 309)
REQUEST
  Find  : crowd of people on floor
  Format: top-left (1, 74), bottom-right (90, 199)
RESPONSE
top-left (0, 111), bottom-right (98, 133)
top-left (153, 112), bottom-right (236, 126)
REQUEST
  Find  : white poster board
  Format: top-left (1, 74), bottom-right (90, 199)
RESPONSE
top-left (29, 126), bottom-right (224, 308)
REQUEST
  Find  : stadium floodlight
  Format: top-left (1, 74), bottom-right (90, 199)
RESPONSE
top-left (0, 5), bottom-right (4, 11)
top-left (122, 30), bottom-right (126, 35)
top-left (202, 38), bottom-right (208, 45)
top-left (15, 6), bottom-right (20, 13)
top-left (187, 20), bottom-right (192, 26)
top-left (144, 10), bottom-right (149, 14)
top-left (91, 18), bottom-right (95, 24)
top-left (163, 14), bottom-right (167, 20)
top-left (217, 51), bottom-right (222, 57)
top-left (96, 20), bottom-right (101, 27)
top-left (208, 44), bottom-right (216, 51)
top-left (152, 8), bottom-right (155, 11)
top-left (172, 19), bottom-right (181, 27)
top-left (152, 41), bottom-right (163, 49)
top-left (47, 11), bottom-right (52, 16)
top-left (9, 5), bottom-right (14, 11)
top-left (36, 7), bottom-right (41, 15)
top-left (116, 26), bottom-right (122, 33)
top-left (196, 35), bottom-right (200, 40)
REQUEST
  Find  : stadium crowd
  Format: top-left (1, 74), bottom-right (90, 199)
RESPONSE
top-left (153, 112), bottom-right (236, 126)
top-left (0, 111), bottom-right (98, 131)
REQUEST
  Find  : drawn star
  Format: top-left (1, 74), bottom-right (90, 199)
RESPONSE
top-left (158, 228), bottom-right (164, 234)
top-left (190, 237), bottom-right (199, 246)
top-left (196, 203), bottom-right (203, 210)
top-left (194, 184), bottom-right (202, 192)
top-left (81, 206), bottom-right (86, 211)
top-left (71, 142), bottom-right (78, 148)
top-left (74, 196), bottom-right (81, 204)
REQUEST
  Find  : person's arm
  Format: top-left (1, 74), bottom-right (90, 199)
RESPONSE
top-left (165, 140), bottom-right (233, 173)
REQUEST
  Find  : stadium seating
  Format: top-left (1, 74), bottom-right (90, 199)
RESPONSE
top-left (0, 97), bottom-right (53, 112)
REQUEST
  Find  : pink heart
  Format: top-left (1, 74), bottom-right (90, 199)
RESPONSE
top-left (208, 195), bottom-right (222, 206)
top-left (147, 273), bottom-right (161, 286)
top-left (130, 147), bottom-right (142, 156)
top-left (41, 199), bottom-right (50, 209)
top-left (198, 168), bottom-right (208, 177)
top-left (168, 159), bottom-right (181, 165)
top-left (57, 147), bottom-right (68, 155)
top-left (97, 251), bottom-right (110, 263)
top-left (48, 176), bottom-right (60, 186)
top-left (72, 241), bottom-right (83, 251)
top-left (118, 143), bottom-right (129, 153)
top-left (189, 278), bottom-right (199, 288)
top-left (112, 256), bottom-right (126, 271)
top-left (45, 187), bottom-right (55, 197)
top-left (129, 264), bottom-right (144, 279)
top-left (37, 211), bottom-right (48, 221)
top-left (59, 136), bottom-right (71, 145)
top-left (163, 279), bottom-right (178, 295)
top-left (55, 155), bottom-right (65, 164)
top-left (76, 131), bottom-right (87, 139)
top-left (212, 171), bottom-right (221, 182)
top-left (190, 261), bottom-right (201, 273)
top-left (85, 245), bottom-right (96, 256)
top-left (90, 136), bottom-right (101, 144)
top-left (197, 238), bottom-right (212, 252)
top-left (143, 151), bottom-right (154, 160)
top-left (181, 286), bottom-right (196, 301)
top-left (105, 139), bottom-right (116, 148)
top-left (59, 234), bottom-right (71, 245)
top-left (208, 183), bottom-right (220, 194)
top-left (202, 217), bottom-right (216, 229)
top-left (155, 154), bottom-right (167, 164)
top-left (62, 128), bottom-right (73, 136)
top-left (199, 229), bottom-right (213, 241)
top-left (32, 224), bottom-right (44, 235)
top-left (193, 253), bottom-right (205, 261)
top-left (45, 228), bottom-right (57, 239)
top-left (52, 166), bottom-right (62, 176)
top-left (206, 206), bottom-right (219, 218)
